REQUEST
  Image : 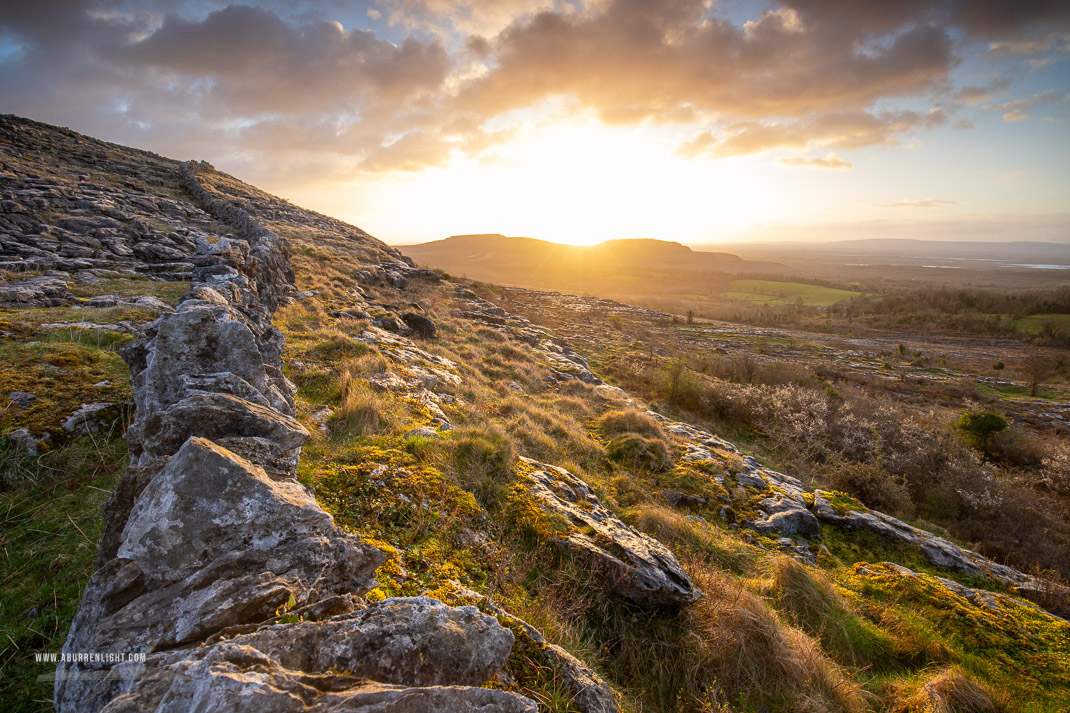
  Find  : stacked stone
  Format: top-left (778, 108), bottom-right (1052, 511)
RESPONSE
top-left (56, 164), bottom-right (534, 713)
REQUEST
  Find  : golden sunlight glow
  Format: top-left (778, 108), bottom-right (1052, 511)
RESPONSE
top-left (328, 118), bottom-right (799, 246)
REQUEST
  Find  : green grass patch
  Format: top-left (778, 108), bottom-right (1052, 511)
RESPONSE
top-left (68, 279), bottom-right (188, 306)
top-left (0, 339), bottom-right (131, 438)
top-left (974, 381), bottom-right (1063, 401)
top-left (723, 279), bottom-right (860, 307)
top-left (1015, 313), bottom-right (1070, 336)
top-left (0, 438), bottom-right (128, 712)
top-left (846, 562), bottom-right (1070, 712)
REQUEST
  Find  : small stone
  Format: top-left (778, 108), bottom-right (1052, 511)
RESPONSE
top-left (61, 402), bottom-right (120, 436)
top-left (8, 391), bottom-right (36, 407)
top-left (401, 312), bottom-right (436, 339)
top-left (405, 426), bottom-right (441, 440)
top-left (7, 427), bottom-right (39, 455)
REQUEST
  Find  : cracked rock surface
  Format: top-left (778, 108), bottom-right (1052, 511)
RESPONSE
top-left (517, 457), bottom-right (702, 608)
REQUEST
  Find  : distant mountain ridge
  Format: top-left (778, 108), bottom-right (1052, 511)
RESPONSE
top-left (699, 238), bottom-right (1070, 264)
top-left (403, 234), bottom-right (780, 278)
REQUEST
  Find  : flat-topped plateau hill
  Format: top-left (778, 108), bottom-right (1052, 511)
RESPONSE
top-left (401, 233), bottom-right (783, 292)
top-left (2, 115), bottom-right (1068, 713)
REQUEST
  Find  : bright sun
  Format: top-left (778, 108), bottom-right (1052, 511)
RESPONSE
top-left (332, 117), bottom-right (784, 246)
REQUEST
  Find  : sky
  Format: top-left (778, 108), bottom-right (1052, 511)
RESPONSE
top-left (1, 1), bottom-right (1069, 247)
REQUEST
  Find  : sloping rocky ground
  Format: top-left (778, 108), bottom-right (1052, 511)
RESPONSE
top-left (2, 116), bottom-right (1068, 712)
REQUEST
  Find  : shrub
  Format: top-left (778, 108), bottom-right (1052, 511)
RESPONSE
top-left (1039, 442), bottom-right (1070, 495)
top-left (825, 461), bottom-right (912, 516)
top-left (957, 411), bottom-right (1008, 455)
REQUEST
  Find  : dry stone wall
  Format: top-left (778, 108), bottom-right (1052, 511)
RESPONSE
top-left (56, 162), bottom-right (535, 713)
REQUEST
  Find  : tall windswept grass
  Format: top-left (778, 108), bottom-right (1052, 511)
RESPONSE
top-left (688, 565), bottom-right (869, 713)
top-left (330, 366), bottom-right (386, 437)
top-left (762, 556), bottom-right (893, 669)
top-left (890, 667), bottom-right (1008, 713)
top-left (597, 408), bottom-right (666, 439)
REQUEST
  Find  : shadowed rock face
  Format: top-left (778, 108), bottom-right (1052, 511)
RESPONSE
top-left (518, 457), bottom-right (702, 609)
top-left (52, 157), bottom-right (534, 713)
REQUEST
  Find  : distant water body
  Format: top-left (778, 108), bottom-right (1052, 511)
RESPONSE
top-left (1006, 264), bottom-right (1070, 270)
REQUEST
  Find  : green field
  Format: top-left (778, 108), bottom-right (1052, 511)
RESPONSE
top-left (1015, 313), bottom-right (1070, 335)
top-left (722, 279), bottom-right (860, 307)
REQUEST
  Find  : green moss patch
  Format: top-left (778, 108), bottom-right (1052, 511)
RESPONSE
top-left (0, 340), bottom-right (130, 439)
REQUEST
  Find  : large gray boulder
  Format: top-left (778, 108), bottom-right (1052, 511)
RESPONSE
top-left (138, 391), bottom-right (309, 458)
top-left (748, 493), bottom-right (821, 539)
top-left (55, 437), bottom-right (387, 712)
top-left (99, 644), bottom-right (536, 713)
top-left (128, 301), bottom-right (291, 426)
top-left (216, 597), bottom-right (514, 687)
top-left (517, 457), bottom-right (701, 608)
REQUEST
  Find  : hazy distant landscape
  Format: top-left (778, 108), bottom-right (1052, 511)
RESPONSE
top-left (406, 234), bottom-right (1070, 343)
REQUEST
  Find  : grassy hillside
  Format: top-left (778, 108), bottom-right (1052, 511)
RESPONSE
top-left (272, 241), bottom-right (1070, 711)
top-left (2, 118), bottom-right (1068, 712)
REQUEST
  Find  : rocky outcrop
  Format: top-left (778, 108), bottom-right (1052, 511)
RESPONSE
top-left (808, 490), bottom-right (1041, 586)
top-left (647, 410), bottom-right (1053, 592)
top-left (0, 117), bottom-right (220, 281)
top-left (517, 457), bottom-right (702, 608)
top-left (56, 161), bottom-right (532, 713)
top-left (355, 261), bottom-right (441, 290)
top-left (856, 561), bottom-right (1068, 624)
top-left (0, 273), bottom-right (71, 307)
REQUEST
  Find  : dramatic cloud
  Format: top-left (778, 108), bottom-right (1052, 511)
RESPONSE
top-left (778, 153), bottom-right (852, 170)
top-left (459, 3), bottom-right (955, 124)
top-left (0, 0), bottom-right (1067, 180)
top-left (874, 199), bottom-right (961, 208)
top-left (128, 6), bottom-right (450, 112)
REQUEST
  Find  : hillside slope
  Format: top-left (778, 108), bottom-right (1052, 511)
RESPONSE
top-left (1, 116), bottom-right (1067, 712)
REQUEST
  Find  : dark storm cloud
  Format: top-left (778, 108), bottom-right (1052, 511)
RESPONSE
top-left (0, 0), bottom-right (1067, 175)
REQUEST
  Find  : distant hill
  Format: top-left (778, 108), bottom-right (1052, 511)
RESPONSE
top-left (402, 234), bottom-right (781, 287)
